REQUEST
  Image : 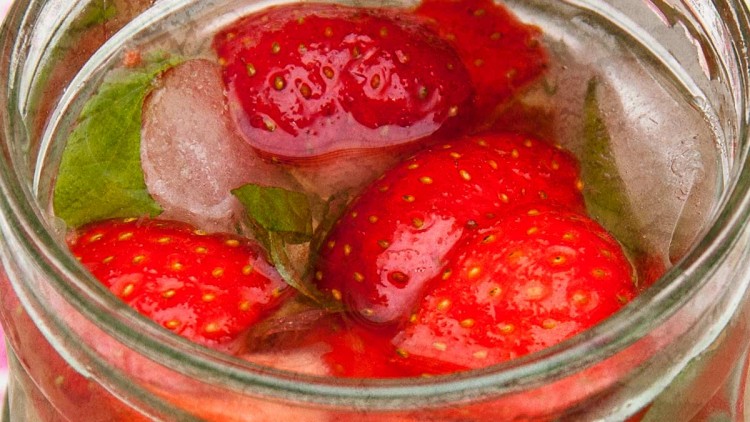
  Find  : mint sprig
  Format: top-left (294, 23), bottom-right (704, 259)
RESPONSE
top-left (53, 53), bottom-right (181, 228)
top-left (232, 184), bottom-right (313, 245)
top-left (233, 184), bottom-right (346, 310)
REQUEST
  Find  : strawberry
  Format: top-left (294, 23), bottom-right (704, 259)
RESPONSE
top-left (314, 133), bottom-right (584, 325)
top-left (392, 205), bottom-right (637, 374)
top-left (212, 3), bottom-right (473, 161)
top-left (415, 0), bottom-right (548, 124)
top-left (248, 313), bottom-right (413, 378)
top-left (318, 320), bottom-right (406, 378)
top-left (67, 217), bottom-right (289, 350)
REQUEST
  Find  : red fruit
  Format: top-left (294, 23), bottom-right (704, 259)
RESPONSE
top-left (315, 133), bottom-right (584, 325)
top-left (416, 0), bottom-right (548, 123)
top-left (67, 218), bottom-right (289, 350)
top-left (393, 205), bottom-right (637, 374)
top-left (213, 3), bottom-right (473, 161)
top-left (319, 321), bottom-right (406, 378)
top-left (243, 312), bottom-right (414, 378)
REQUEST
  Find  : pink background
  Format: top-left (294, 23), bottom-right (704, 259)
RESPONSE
top-left (0, 0), bottom-right (12, 409)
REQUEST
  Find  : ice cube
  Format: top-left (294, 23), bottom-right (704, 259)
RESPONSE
top-left (141, 59), bottom-right (294, 232)
top-left (513, 25), bottom-right (717, 270)
top-left (287, 147), bottom-right (412, 200)
top-left (588, 57), bottom-right (716, 266)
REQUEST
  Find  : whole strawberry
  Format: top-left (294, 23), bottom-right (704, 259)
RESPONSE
top-left (393, 205), bottom-right (637, 374)
top-left (67, 218), bottom-right (289, 350)
top-left (314, 133), bottom-right (584, 325)
top-left (213, 3), bottom-right (473, 161)
top-left (416, 0), bottom-right (548, 124)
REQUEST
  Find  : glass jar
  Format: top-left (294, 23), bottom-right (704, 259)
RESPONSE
top-left (0, 0), bottom-right (749, 420)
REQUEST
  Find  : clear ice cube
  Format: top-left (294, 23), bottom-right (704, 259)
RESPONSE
top-left (520, 18), bottom-right (718, 270)
top-left (141, 59), bottom-right (293, 232)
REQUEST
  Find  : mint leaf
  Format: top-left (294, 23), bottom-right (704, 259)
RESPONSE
top-left (232, 184), bottom-right (314, 244)
top-left (53, 53), bottom-right (181, 227)
top-left (74, 2), bottom-right (118, 30)
top-left (234, 184), bottom-right (342, 310)
top-left (581, 78), bottom-right (644, 255)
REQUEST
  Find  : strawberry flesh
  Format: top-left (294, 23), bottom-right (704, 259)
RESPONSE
top-left (416, 0), bottom-right (548, 125)
top-left (315, 133), bottom-right (584, 326)
top-left (393, 205), bottom-right (637, 374)
top-left (68, 218), bottom-right (289, 350)
top-left (213, 3), bottom-right (473, 161)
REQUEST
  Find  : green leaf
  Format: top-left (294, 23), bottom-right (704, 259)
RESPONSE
top-left (233, 183), bottom-right (342, 310)
top-left (75, 2), bottom-right (118, 30)
top-left (232, 184), bottom-right (314, 244)
top-left (580, 78), bottom-right (643, 255)
top-left (53, 53), bottom-right (182, 227)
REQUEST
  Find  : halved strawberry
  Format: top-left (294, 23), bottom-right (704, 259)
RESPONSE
top-left (415, 0), bottom-right (548, 125)
top-left (67, 218), bottom-right (289, 350)
top-left (393, 205), bottom-right (637, 374)
top-left (212, 3), bottom-right (473, 161)
top-left (314, 133), bottom-right (584, 325)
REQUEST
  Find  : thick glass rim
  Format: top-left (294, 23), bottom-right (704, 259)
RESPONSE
top-left (1, 0), bottom-right (749, 411)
